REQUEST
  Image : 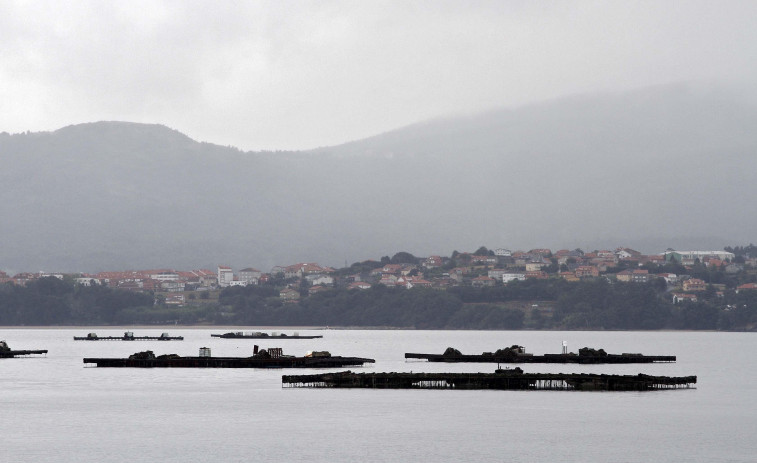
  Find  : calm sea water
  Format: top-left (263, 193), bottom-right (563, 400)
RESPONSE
top-left (1, 328), bottom-right (755, 462)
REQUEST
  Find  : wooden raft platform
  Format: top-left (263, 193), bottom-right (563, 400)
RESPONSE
top-left (0, 349), bottom-right (48, 358)
top-left (74, 332), bottom-right (183, 341)
top-left (0, 340), bottom-right (48, 358)
top-left (405, 352), bottom-right (676, 364)
top-left (211, 331), bottom-right (323, 339)
top-left (282, 369), bottom-right (697, 391)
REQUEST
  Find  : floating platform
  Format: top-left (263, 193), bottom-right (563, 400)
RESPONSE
top-left (211, 331), bottom-right (323, 339)
top-left (405, 346), bottom-right (676, 364)
top-left (0, 340), bottom-right (47, 358)
top-left (84, 347), bottom-right (374, 368)
top-left (282, 369), bottom-right (697, 391)
top-left (74, 332), bottom-right (183, 341)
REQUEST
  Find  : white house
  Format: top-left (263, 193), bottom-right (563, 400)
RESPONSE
top-left (657, 273), bottom-right (678, 286)
top-left (502, 273), bottom-right (526, 283)
top-left (161, 281), bottom-right (186, 292)
top-left (348, 281), bottom-right (372, 290)
top-left (525, 261), bottom-right (547, 272)
top-left (307, 274), bottom-right (335, 286)
top-left (488, 269), bottom-right (508, 280)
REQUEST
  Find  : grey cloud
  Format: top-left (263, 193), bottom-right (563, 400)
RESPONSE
top-left (1, 1), bottom-right (757, 150)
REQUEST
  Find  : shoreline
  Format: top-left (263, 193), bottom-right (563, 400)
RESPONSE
top-left (1, 325), bottom-right (750, 333)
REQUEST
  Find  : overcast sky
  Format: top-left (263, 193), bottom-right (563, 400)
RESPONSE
top-left (2, 0), bottom-right (756, 151)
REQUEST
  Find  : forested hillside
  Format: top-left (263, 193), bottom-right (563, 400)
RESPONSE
top-left (3, 277), bottom-right (756, 330)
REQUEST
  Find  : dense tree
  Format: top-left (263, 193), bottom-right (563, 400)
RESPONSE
top-left (334, 260), bottom-right (383, 276)
top-left (671, 301), bottom-right (719, 330)
top-left (2, 273), bottom-right (756, 330)
top-left (552, 279), bottom-right (672, 329)
top-left (0, 278), bottom-right (153, 325)
top-left (390, 251), bottom-right (418, 264)
top-left (473, 246), bottom-right (492, 256)
top-left (725, 244), bottom-right (757, 258)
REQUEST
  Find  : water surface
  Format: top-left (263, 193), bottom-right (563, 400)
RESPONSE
top-left (2, 328), bottom-right (754, 462)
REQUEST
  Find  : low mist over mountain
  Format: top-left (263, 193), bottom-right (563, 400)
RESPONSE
top-left (2, 83), bottom-right (755, 272)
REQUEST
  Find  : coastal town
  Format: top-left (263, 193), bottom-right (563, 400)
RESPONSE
top-left (2, 246), bottom-right (756, 307)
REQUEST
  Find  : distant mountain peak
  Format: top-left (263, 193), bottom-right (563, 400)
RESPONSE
top-left (54, 121), bottom-right (195, 143)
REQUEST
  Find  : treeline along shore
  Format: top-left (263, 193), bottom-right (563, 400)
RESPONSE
top-left (1, 274), bottom-right (756, 330)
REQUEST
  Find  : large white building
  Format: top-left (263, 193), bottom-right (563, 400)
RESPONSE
top-left (662, 251), bottom-right (735, 265)
top-left (217, 265), bottom-right (234, 287)
top-left (238, 268), bottom-right (262, 285)
top-left (151, 272), bottom-right (179, 281)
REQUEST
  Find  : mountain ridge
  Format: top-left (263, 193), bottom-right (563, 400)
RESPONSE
top-left (2, 83), bottom-right (754, 272)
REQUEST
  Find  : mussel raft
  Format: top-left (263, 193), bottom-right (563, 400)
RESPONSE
top-left (74, 331), bottom-right (183, 341)
top-left (282, 368), bottom-right (697, 391)
top-left (83, 348), bottom-right (374, 368)
top-left (211, 331), bottom-right (323, 339)
top-left (405, 346), bottom-right (676, 364)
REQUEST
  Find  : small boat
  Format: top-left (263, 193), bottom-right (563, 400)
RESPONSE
top-left (0, 340), bottom-right (48, 358)
top-left (210, 331), bottom-right (323, 339)
top-left (74, 331), bottom-right (184, 341)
